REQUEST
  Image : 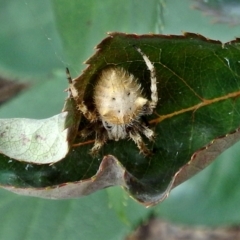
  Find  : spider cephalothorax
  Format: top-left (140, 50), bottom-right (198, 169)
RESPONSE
top-left (69, 47), bottom-right (158, 156)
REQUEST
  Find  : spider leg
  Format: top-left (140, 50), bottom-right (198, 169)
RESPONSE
top-left (142, 126), bottom-right (155, 141)
top-left (66, 67), bottom-right (72, 84)
top-left (78, 122), bottom-right (96, 139)
top-left (65, 68), bottom-right (98, 122)
top-left (132, 120), bottom-right (155, 141)
top-left (90, 127), bottom-right (108, 156)
top-left (129, 129), bottom-right (152, 156)
top-left (65, 67), bottom-right (79, 99)
top-left (135, 47), bottom-right (158, 111)
top-left (78, 102), bottom-right (98, 122)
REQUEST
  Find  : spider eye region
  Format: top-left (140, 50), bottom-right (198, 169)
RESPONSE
top-left (94, 67), bottom-right (146, 125)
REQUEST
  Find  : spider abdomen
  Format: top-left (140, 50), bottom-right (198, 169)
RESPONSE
top-left (94, 67), bottom-right (146, 125)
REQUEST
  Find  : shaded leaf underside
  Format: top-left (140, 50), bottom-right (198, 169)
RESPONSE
top-left (0, 92), bottom-right (79, 164)
top-left (1, 32), bottom-right (240, 205)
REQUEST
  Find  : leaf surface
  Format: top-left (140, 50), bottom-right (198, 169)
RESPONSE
top-left (0, 93), bottom-right (79, 164)
top-left (2, 155), bottom-right (126, 198)
top-left (1, 32), bottom-right (240, 206)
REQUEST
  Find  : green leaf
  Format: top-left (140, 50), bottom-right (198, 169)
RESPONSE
top-left (2, 0), bottom-right (240, 238)
top-left (51, 0), bottom-right (159, 71)
top-left (0, 188), bottom-right (150, 240)
top-left (2, 33), bottom-right (240, 207)
top-left (155, 141), bottom-right (240, 225)
top-left (68, 32), bottom-right (240, 205)
top-left (2, 155), bottom-right (126, 198)
top-left (0, 0), bottom-right (63, 78)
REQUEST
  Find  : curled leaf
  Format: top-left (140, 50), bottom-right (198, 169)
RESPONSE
top-left (2, 32), bottom-right (240, 206)
top-left (0, 93), bottom-right (80, 164)
top-left (0, 113), bottom-right (69, 164)
top-left (2, 155), bottom-right (126, 199)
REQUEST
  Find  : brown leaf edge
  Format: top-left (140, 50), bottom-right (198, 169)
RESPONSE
top-left (1, 155), bottom-right (126, 199)
top-left (121, 128), bottom-right (240, 207)
top-left (2, 128), bottom-right (239, 207)
top-left (172, 128), bottom-right (240, 189)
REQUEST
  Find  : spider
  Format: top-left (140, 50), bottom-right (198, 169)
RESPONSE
top-left (67, 47), bottom-right (158, 156)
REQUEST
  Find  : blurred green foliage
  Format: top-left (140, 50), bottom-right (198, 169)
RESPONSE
top-left (1, 0), bottom-right (240, 239)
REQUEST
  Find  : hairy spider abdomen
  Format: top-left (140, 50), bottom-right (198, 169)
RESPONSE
top-left (94, 67), bottom-right (147, 125)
